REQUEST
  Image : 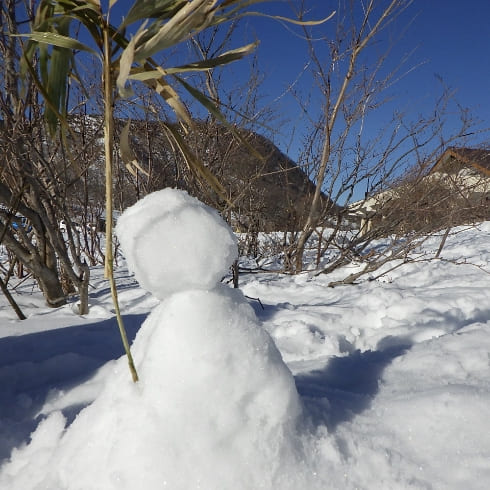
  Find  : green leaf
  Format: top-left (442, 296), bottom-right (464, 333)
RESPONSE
top-left (17, 31), bottom-right (99, 57)
top-left (45, 44), bottom-right (72, 134)
top-left (133, 0), bottom-right (217, 61)
top-left (20, 51), bottom-right (70, 137)
top-left (37, 16), bottom-right (73, 135)
top-left (122, 0), bottom-right (187, 28)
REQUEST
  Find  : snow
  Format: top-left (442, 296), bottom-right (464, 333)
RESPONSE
top-left (0, 190), bottom-right (489, 489)
top-left (115, 189), bottom-right (237, 298)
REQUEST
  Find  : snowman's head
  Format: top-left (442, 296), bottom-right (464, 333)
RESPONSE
top-left (116, 189), bottom-right (237, 299)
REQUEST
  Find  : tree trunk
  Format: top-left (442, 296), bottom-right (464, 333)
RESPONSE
top-left (78, 261), bottom-right (90, 314)
top-left (435, 226), bottom-right (451, 259)
top-left (33, 266), bottom-right (67, 307)
top-left (0, 227), bottom-right (67, 307)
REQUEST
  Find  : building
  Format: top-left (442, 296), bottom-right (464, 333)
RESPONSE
top-left (349, 147), bottom-right (490, 235)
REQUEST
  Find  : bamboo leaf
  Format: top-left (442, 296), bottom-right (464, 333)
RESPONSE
top-left (120, 120), bottom-right (136, 168)
top-left (116, 22), bottom-right (148, 97)
top-left (33, 0), bottom-right (54, 26)
top-left (42, 17), bottom-right (72, 135)
top-left (45, 44), bottom-right (72, 134)
top-left (152, 68), bottom-right (192, 124)
top-left (127, 69), bottom-right (162, 81)
top-left (242, 10), bottom-right (336, 26)
top-left (57, 7), bottom-right (104, 50)
top-left (20, 51), bottom-right (72, 139)
top-left (174, 74), bottom-right (225, 123)
top-left (125, 160), bottom-right (149, 177)
top-left (134, 0), bottom-right (217, 61)
top-left (120, 120), bottom-right (149, 176)
top-left (116, 35), bottom-right (136, 97)
top-left (58, 1), bottom-right (100, 15)
top-left (127, 41), bottom-right (257, 83)
top-left (175, 74), bottom-right (266, 164)
top-left (17, 31), bottom-right (99, 57)
top-left (214, 0), bottom-right (267, 14)
top-left (122, 0), bottom-right (187, 28)
top-left (40, 43), bottom-right (49, 85)
top-left (163, 123), bottom-right (231, 205)
top-left (184, 40), bottom-right (258, 67)
top-left (212, 1), bottom-right (335, 29)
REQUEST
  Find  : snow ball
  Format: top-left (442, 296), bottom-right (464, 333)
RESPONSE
top-left (116, 189), bottom-right (237, 298)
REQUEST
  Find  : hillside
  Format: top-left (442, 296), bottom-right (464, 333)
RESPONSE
top-left (69, 116), bottom-right (335, 231)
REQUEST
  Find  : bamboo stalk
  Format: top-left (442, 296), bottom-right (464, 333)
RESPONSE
top-left (103, 19), bottom-right (139, 383)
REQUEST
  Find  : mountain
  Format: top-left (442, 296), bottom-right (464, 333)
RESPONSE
top-left (118, 119), bottom-right (336, 231)
top-left (62, 116), bottom-right (336, 231)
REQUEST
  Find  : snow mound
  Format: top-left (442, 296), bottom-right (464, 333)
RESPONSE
top-left (335, 322), bottom-right (490, 488)
top-left (0, 189), bottom-right (327, 489)
top-left (115, 188), bottom-right (237, 298)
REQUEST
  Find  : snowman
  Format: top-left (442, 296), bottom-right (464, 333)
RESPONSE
top-left (112, 189), bottom-right (308, 488)
top-left (3, 189), bottom-right (320, 490)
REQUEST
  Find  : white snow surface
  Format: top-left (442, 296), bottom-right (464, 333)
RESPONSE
top-left (0, 190), bottom-right (489, 489)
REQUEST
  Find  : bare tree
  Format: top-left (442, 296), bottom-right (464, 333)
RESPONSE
top-left (21, 0), bottom-right (328, 381)
top-left (278, 0), bottom-right (485, 280)
top-left (287, 0), bottom-right (415, 272)
top-left (0, 0), bottom-right (90, 311)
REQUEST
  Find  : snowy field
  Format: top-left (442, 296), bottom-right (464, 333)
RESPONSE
top-left (0, 190), bottom-right (489, 489)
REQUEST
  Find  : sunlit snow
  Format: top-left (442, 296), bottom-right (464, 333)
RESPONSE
top-left (0, 189), bottom-right (489, 489)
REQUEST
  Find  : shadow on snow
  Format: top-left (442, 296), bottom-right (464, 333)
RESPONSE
top-left (0, 314), bottom-right (146, 465)
top-left (294, 341), bottom-right (412, 431)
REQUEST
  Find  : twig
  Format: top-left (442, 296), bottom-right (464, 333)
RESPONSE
top-left (11, 272), bottom-right (33, 290)
top-left (0, 275), bottom-right (26, 320)
top-left (245, 295), bottom-right (264, 309)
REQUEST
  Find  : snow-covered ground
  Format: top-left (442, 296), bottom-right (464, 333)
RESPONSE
top-left (0, 192), bottom-right (489, 489)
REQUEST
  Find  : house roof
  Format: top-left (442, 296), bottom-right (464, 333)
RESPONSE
top-left (348, 147), bottom-right (490, 218)
top-left (432, 147), bottom-right (490, 177)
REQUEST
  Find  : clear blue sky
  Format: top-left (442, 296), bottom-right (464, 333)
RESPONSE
top-left (237, 1), bottom-right (490, 154)
top-left (405, 0), bottom-right (490, 123)
top-left (76, 1), bottom-right (490, 200)
top-left (99, 1), bottom-right (490, 149)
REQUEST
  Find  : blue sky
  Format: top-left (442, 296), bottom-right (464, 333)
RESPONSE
top-left (59, 0), bottom-right (490, 200)
top-left (92, 1), bottom-right (490, 152)
top-left (238, 1), bottom-right (490, 152)
top-left (408, 1), bottom-right (490, 120)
